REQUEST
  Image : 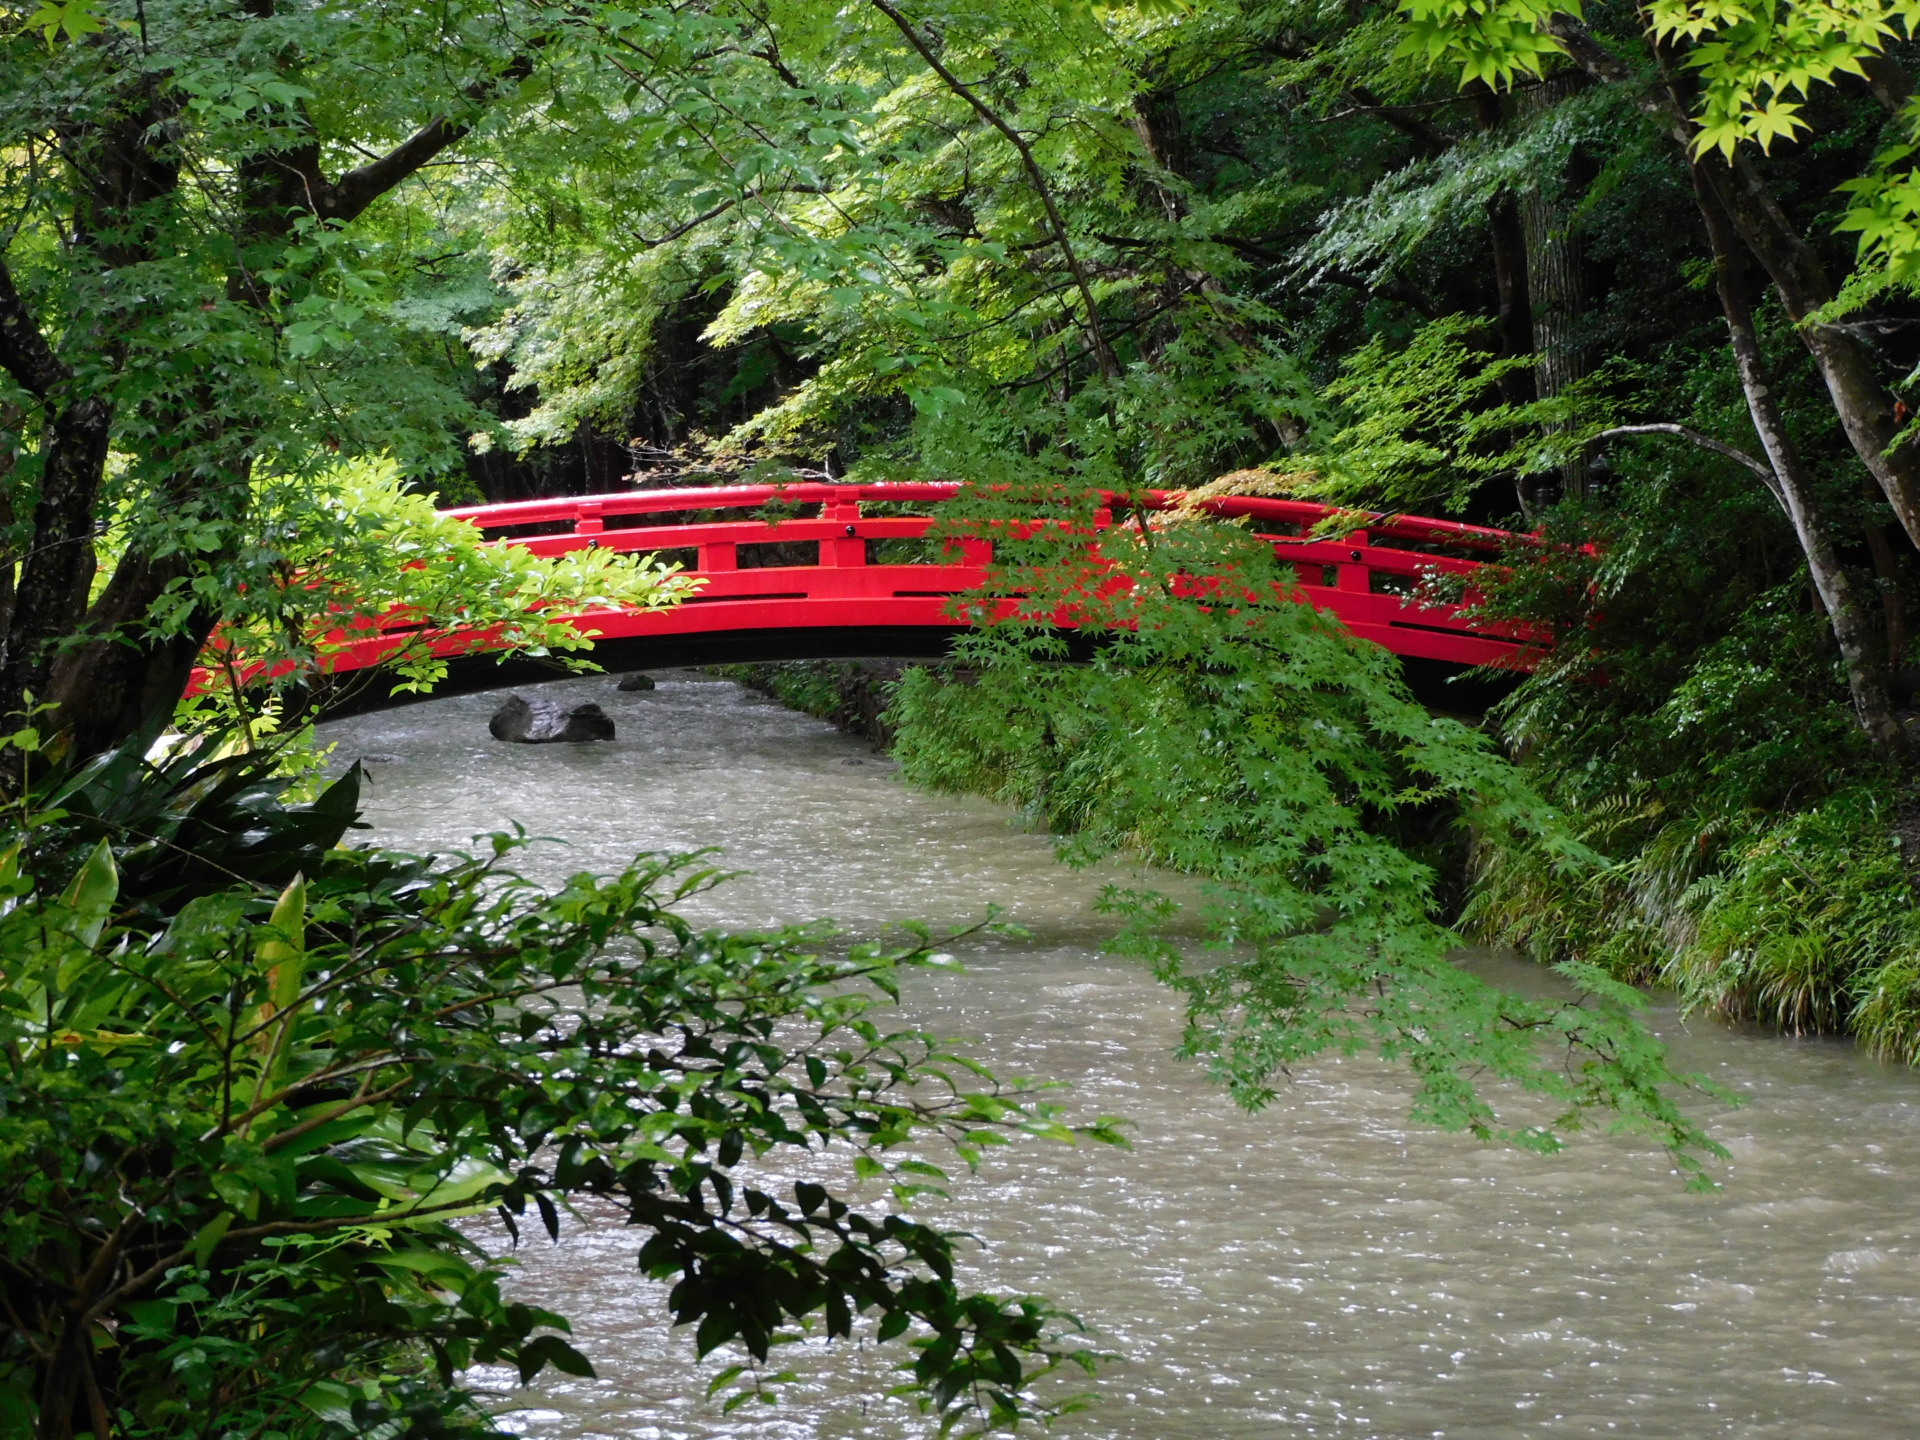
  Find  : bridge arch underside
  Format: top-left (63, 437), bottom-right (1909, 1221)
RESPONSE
top-left (303, 625), bottom-right (1519, 722)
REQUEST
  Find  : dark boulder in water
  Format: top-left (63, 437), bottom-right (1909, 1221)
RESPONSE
top-left (617, 673), bottom-right (657, 692)
top-left (488, 695), bottom-right (617, 744)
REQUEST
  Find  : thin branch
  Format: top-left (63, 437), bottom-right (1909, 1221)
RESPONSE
top-left (1312, 266), bottom-right (1440, 317)
top-left (869, 0), bottom-right (1119, 379)
top-left (1592, 423), bottom-right (1780, 491)
top-left (1340, 85), bottom-right (1454, 156)
top-left (85, 1196), bottom-right (496, 1323)
top-left (200, 1054), bottom-right (404, 1142)
top-left (261, 1079), bottom-right (412, 1154)
top-left (626, 184), bottom-right (826, 249)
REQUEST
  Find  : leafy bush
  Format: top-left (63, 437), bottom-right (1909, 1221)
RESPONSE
top-left (890, 491), bottom-right (1721, 1178)
top-left (0, 739), bottom-right (1118, 1439)
top-left (184, 456), bottom-right (699, 728)
top-left (1675, 791), bottom-right (1913, 1033)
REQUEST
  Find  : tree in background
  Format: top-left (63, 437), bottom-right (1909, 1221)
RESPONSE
top-left (0, 0), bottom-right (743, 763)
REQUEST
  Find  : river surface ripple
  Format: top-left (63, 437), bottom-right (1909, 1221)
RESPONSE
top-left (320, 671), bottom-right (1920, 1440)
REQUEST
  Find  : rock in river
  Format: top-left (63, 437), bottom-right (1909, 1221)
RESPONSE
top-left (488, 695), bottom-right (617, 744)
top-left (616, 672), bottom-right (657, 692)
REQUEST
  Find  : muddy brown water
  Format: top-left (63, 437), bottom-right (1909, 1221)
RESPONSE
top-left (320, 671), bottom-right (1920, 1439)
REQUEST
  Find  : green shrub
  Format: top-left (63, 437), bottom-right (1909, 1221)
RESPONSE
top-left (1472, 782), bottom-right (1920, 1050)
top-left (0, 737), bottom-right (1119, 1439)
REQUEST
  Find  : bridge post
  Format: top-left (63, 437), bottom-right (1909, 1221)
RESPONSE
top-left (1337, 530), bottom-right (1371, 593)
top-left (573, 501), bottom-right (604, 537)
top-left (820, 496), bottom-right (865, 567)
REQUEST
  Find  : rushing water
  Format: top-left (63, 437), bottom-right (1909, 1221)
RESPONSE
top-left (320, 671), bottom-right (1920, 1440)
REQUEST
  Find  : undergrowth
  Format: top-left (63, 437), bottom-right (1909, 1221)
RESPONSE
top-left (1468, 784), bottom-right (1920, 1057)
top-left (1462, 442), bottom-right (1920, 1061)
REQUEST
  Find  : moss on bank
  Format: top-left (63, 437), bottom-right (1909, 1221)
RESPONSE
top-left (708, 660), bottom-right (917, 746)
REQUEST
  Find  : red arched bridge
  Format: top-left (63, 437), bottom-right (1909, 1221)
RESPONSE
top-left (208, 483), bottom-right (1539, 706)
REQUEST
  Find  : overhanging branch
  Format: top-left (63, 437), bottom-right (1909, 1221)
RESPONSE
top-left (1593, 423), bottom-right (1785, 507)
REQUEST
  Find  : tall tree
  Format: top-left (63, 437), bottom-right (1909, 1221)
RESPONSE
top-left (0, 0), bottom-right (616, 764)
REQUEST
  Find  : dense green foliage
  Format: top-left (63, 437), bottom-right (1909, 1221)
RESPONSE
top-left (12, 0), bottom-right (1920, 1428)
top-left (0, 738), bottom-right (1120, 1438)
top-left (1463, 464), bottom-right (1920, 1055)
top-left (186, 456), bottom-right (694, 738)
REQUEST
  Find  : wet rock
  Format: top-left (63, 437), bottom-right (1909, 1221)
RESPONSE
top-left (617, 672), bottom-right (657, 692)
top-left (488, 695), bottom-right (617, 744)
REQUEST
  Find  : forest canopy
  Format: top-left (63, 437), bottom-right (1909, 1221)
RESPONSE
top-left (7, 0), bottom-right (1920, 749)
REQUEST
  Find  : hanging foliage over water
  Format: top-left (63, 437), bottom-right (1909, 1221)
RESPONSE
top-left (0, 738), bottom-right (1122, 1438)
top-left (889, 487), bottom-right (1724, 1178)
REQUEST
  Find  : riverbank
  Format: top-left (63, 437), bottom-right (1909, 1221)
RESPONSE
top-left (707, 658), bottom-right (916, 747)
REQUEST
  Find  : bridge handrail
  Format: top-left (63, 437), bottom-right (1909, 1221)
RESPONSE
top-left (442, 482), bottom-right (1527, 558)
top-left (441, 482), bottom-right (957, 530)
top-left (187, 481), bottom-right (1540, 702)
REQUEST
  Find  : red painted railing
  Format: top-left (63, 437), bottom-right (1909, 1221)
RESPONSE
top-left (211, 483), bottom-right (1541, 690)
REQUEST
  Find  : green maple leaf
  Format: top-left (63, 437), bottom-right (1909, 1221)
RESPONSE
top-left (22, 0), bottom-right (103, 46)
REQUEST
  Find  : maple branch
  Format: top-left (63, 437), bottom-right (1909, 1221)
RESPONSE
top-left (869, 0), bottom-right (1119, 380)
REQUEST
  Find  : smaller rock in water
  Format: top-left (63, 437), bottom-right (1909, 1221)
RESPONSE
top-left (359, 753), bottom-right (403, 765)
top-left (617, 672), bottom-right (657, 692)
top-left (489, 694), bottom-right (617, 744)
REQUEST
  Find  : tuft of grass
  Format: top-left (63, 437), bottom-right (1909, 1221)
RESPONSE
top-left (1472, 783), bottom-right (1920, 1050)
top-left (1854, 950), bottom-right (1920, 1063)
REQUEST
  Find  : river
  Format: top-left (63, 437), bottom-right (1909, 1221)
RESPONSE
top-left (319, 670), bottom-right (1920, 1440)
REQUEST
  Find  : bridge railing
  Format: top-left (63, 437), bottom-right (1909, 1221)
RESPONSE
top-left (436, 482), bottom-right (1540, 669)
top-left (189, 483), bottom-right (1540, 697)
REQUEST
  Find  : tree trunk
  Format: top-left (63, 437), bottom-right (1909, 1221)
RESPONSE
top-left (1863, 476), bottom-right (1910, 667)
top-left (0, 397), bottom-right (110, 733)
top-left (0, 34), bottom-right (524, 769)
top-left (1689, 166), bottom-right (1908, 763)
top-left (0, 93), bottom-right (176, 748)
top-left (1488, 194), bottom-right (1535, 398)
top-left (1517, 75), bottom-right (1590, 501)
top-left (1472, 90), bottom-right (1537, 405)
top-left (1130, 89), bottom-right (1190, 223)
top-left (1699, 155), bottom-right (1920, 551)
top-left (1546, 20), bottom-right (1920, 552)
top-left (0, 400), bottom-right (22, 646)
top-left (47, 550), bottom-right (214, 758)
